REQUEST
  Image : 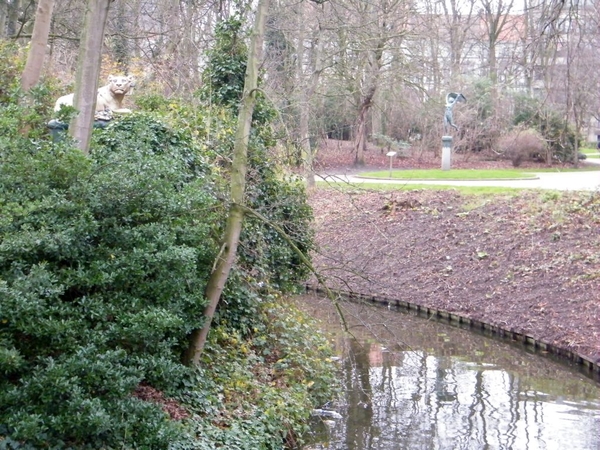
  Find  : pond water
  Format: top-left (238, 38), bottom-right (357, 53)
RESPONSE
top-left (297, 295), bottom-right (600, 450)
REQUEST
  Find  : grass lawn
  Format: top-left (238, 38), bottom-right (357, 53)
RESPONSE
top-left (358, 169), bottom-right (538, 180)
top-left (581, 148), bottom-right (600, 158)
top-left (316, 180), bottom-right (527, 195)
top-left (359, 166), bottom-right (600, 180)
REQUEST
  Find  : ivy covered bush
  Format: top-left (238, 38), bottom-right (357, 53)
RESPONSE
top-left (0, 77), bottom-right (335, 447)
top-left (132, 16), bottom-right (315, 338)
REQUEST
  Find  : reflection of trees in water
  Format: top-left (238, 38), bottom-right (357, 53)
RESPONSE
top-left (298, 296), bottom-right (600, 450)
top-left (327, 339), bottom-right (600, 450)
top-left (468, 369), bottom-right (489, 448)
top-left (331, 344), bottom-right (600, 449)
top-left (342, 338), bottom-right (374, 450)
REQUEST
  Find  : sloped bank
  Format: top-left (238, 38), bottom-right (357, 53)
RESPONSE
top-left (309, 187), bottom-right (600, 375)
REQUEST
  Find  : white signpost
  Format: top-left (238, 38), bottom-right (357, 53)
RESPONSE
top-left (386, 151), bottom-right (397, 178)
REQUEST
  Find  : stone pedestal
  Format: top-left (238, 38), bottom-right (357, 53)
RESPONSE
top-left (441, 135), bottom-right (452, 171)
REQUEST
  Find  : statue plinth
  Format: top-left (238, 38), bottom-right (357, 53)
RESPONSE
top-left (441, 135), bottom-right (452, 171)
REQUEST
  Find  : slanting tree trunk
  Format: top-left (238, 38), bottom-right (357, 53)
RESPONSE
top-left (20, 0), bottom-right (56, 91)
top-left (184, 0), bottom-right (270, 365)
top-left (69, 0), bottom-right (112, 154)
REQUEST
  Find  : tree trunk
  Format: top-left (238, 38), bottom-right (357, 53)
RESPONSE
top-left (184, 0), bottom-right (270, 365)
top-left (299, 102), bottom-right (315, 186)
top-left (296, 5), bottom-right (312, 186)
top-left (20, 0), bottom-right (56, 91)
top-left (296, 3), bottom-right (323, 188)
top-left (354, 103), bottom-right (369, 166)
top-left (0, 1), bottom-right (7, 38)
top-left (354, 85), bottom-right (376, 166)
top-left (69, 0), bottom-right (112, 155)
top-left (371, 90), bottom-right (382, 139)
top-left (352, 26), bottom-right (386, 166)
top-left (7, 0), bottom-right (21, 37)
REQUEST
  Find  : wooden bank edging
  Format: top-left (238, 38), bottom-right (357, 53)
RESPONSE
top-left (305, 285), bottom-right (600, 379)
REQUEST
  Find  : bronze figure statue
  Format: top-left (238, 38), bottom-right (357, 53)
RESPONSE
top-left (444, 92), bottom-right (467, 133)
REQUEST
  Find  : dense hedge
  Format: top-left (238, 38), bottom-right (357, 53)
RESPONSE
top-left (1, 35), bottom-right (336, 447)
top-left (0, 112), bottom-right (333, 448)
top-left (0, 116), bottom-right (220, 447)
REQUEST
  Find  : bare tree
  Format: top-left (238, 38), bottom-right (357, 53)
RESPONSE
top-left (20, 0), bottom-right (56, 91)
top-left (478, 0), bottom-right (516, 99)
top-left (562, 0), bottom-right (600, 164)
top-left (326, 0), bottom-right (410, 166)
top-left (69, 0), bottom-right (113, 154)
top-left (0, 1), bottom-right (7, 36)
top-left (27, 0), bottom-right (600, 164)
top-left (439, 0), bottom-right (478, 83)
top-left (294, 2), bottom-right (326, 186)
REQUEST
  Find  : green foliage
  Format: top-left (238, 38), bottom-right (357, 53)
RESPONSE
top-left (189, 17), bottom-right (313, 335)
top-left (196, 16), bottom-right (276, 126)
top-left (217, 137), bottom-right (315, 334)
top-left (113, 106), bottom-right (314, 341)
top-left (243, 170), bottom-right (314, 292)
top-left (134, 91), bottom-right (175, 112)
top-left (0, 53), bottom-right (329, 449)
top-left (253, 300), bottom-right (338, 409)
top-left (0, 80), bottom-right (57, 142)
top-left (0, 116), bottom-right (220, 447)
top-left (513, 95), bottom-right (579, 163)
top-left (128, 102), bottom-right (313, 303)
top-left (198, 18), bottom-right (248, 108)
top-left (182, 298), bottom-right (339, 450)
top-left (0, 41), bottom-right (62, 141)
top-left (134, 96), bottom-right (232, 165)
top-left (0, 41), bottom-right (23, 105)
top-left (54, 103), bottom-right (78, 124)
top-left (92, 112), bottom-right (213, 180)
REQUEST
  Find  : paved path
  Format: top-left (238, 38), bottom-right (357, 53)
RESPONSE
top-left (318, 159), bottom-right (600, 191)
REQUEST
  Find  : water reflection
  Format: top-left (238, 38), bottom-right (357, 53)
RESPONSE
top-left (299, 295), bottom-right (600, 450)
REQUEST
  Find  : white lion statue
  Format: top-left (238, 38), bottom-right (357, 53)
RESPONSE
top-left (54, 75), bottom-right (136, 116)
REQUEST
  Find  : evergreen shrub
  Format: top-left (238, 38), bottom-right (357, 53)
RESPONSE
top-left (513, 95), bottom-right (579, 163)
top-left (0, 44), bottom-right (332, 448)
top-left (0, 115), bottom-right (220, 448)
top-left (0, 41), bottom-right (61, 141)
